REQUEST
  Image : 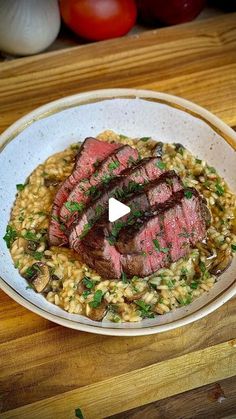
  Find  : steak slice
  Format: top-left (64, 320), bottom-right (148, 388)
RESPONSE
top-left (81, 226), bottom-right (122, 279)
top-left (81, 188), bottom-right (209, 278)
top-left (60, 144), bottom-right (139, 227)
top-left (80, 171), bottom-right (182, 278)
top-left (69, 157), bottom-right (167, 252)
top-left (48, 137), bottom-right (121, 246)
top-left (118, 188), bottom-right (209, 277)
top-left (106, 171), bottom-right (183, 243)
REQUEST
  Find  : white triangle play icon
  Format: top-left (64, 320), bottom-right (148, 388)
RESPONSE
top-left (108, 197), bottom-right (130, 222)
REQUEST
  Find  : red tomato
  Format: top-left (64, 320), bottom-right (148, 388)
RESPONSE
top-left (137, 0), bottom-right (205, 26)
top-left (60, 0), bottom-right (137, 41)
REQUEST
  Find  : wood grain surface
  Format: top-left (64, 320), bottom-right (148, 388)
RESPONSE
top-left (109, 376), bottom-right (236, 419)
top-left (0, 12), bottom-right (236, 419)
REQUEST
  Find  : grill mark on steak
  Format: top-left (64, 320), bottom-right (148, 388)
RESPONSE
top-left (48, 137), bottom-right (121, 246)
top-left (69, 157), bottom-right (166, 252)
top-left (59, 144), bottom-right (139, 227)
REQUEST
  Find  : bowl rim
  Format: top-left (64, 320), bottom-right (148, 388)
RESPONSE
top-left (1, 87), bottom-right (236, 336)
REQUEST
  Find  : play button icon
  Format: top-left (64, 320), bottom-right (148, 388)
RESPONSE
top-left (108, 198), bottom-right (130, 222)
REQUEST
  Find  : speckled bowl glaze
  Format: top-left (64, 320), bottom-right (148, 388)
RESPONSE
top-left (0, 89), bottom-right (236, 336)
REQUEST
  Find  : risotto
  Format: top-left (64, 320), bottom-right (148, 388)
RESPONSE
top-left (4, 131), bottom-right (236, 323)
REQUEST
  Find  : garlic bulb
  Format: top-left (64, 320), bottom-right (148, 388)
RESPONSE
top-left (0, 0), bottom-right (61, 56)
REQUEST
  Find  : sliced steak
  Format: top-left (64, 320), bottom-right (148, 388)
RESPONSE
top-left (118, 188), bottom-right (209, 277)
top-left (48, 137), bottom-right (121, 246)
top-left (60, 144), bottom-right (139, 227)
top-left (81, 188), bottom-right (209, 278)
top-left (80, 171), bottom-right (182, 278)
top-left (69, 157), bottom-right (167, 252)
top-left (106, 171), bottom-right (183, 243)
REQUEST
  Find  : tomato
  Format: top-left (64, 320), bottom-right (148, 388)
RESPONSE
top-left (60, 0), bottom-right (137, 41)
top-left (136, 0), bottom-right (205, 26)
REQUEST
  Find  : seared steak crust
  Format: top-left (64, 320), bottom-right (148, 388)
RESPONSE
top-left (48, 137), bottom-right (120, 246)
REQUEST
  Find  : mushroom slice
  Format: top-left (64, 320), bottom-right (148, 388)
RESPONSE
top-left (125, 291), bottom-right (145, 302)
top-left (44, 177), bottom-right (61, 187)
top-left (209, 253), bottom-right (232, 276)
top-left (30, 262), bottom-right (50, 292)
top-left (85, 301), bottom-right (107, 321)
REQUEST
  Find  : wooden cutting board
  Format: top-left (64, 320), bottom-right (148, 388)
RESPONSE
top-left (0, 13), bottom-right (236, 419)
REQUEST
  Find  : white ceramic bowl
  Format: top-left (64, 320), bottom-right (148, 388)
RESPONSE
top-left (0, 88), bottom-right (236, 336)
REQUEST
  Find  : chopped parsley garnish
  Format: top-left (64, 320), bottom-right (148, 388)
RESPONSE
top-left (135, 300), bottom-right (154, 318)
top-left (231, 244), bottom-right (236, 252)
top-left (156, 161), bottom-right (166, 170)
top-left (184, 190), bottom-right (193, 199)
top-left (126, 181), bottom-right (144, 195)
top-left (82, 276), bottom-right (95, 289)
top-left (16, 184), bottom-right (25, 191)
top-left (208, 166), bottom-right (216, 173)
top-left (18, 215), bottom-right (25, 222)
top-left (24, 266), bottom-right (36, 278)
top-left (89, 290), bottom-right (103, 308)
top-left (80, 223), bottom-right (92, 239)
top-left (139, 137), bottom-right (151, 142)
top-left (3, 225), bottom-right (18, 248)
top-left (82, 290), bottom-right (91, 299)
top-left (36, 211), bottom-right (48, 216)
top-left (33, 251), bottom-right (43, 261)
top-left (51, 214), bottom-right (60, 222)
top-left (114, 187), bottom-right (124, 200)
top-left (179, 295), bottom-right (192, 306)
top-left (108, 221), bottom-right (125, 245)
top-left (101, 174), bottom-right (112, 185)
top-left (111, 315), bottom-right (121, 323)
top-left (75, 407), bottom-right (84, 419)
top-left (132, 209), bottom-right (143, 217)
top-left (23, 231), bottom-right (39, 241)
top-left (153, 239), bottom-right (160, 251)
top-left (86, 185), bottom-right (102, 199)
top-left (59, 223), bottom-right (66, 232)
top-left (108, 235), bottom-right (116, 245)
top-left (215, 182), bottom-right (224, 196)
top-left (166, 279), bottom-right (175, 288)
top-left (119, 134), bottom-right (128, 139)
top-left (199, 261), bottom-right (206, 273)
top-left (190, 282), bottom-right (198, 289)
top-left (108, 160), bottom-right (120, 171)
top-left (95, 205), bottom-right (103, 217)
top-left (121, 271), bottom-right (128, 284)
top-left (65, 201), bottom-right (84, 213)
top-left (203, 180), bottom-right (211, 188)
top-left (14, 260), bottom-right (19, 268)
top-left (180, 267), bottom-right (188, 278)
top-left (196, 158), bottom-right (202, 164)
top-left (153, 239), bottom-right (169, 253)
top-left (161, 247), bottom-right (169, 253)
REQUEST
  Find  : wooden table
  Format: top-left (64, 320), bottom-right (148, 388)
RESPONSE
top-left (1, 13), bottom-right (236, 419)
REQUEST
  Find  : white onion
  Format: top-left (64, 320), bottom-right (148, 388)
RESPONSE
top-left (0, 0), bottom-right (61, 56)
